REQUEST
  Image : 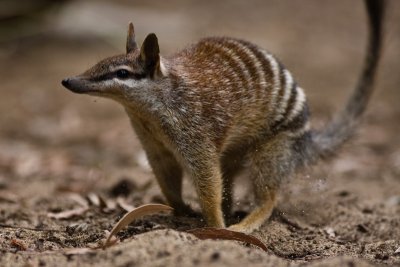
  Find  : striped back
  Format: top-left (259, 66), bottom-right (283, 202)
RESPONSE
top-left (170, 37), bottom-right (309, 146)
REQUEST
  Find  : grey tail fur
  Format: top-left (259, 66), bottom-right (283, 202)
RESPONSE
top-left (309, 0), bottom-right (385, 160)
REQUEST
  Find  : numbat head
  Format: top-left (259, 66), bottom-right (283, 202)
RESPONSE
top-left (62, 0), bottom-right (385, 233)
top-left (62, 24), bottom-right (165, 108)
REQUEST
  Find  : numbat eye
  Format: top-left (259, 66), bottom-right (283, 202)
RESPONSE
top-left (116, 69), bottom-right (129, 79)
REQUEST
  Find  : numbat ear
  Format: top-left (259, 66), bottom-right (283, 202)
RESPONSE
top-left (140, 33), bottom-right (160, 77)
top-left (126, 22), bottom-right (137, 53)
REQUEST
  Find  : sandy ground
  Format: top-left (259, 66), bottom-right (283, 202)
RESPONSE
top-left (0, 0), bottom-right (400, 266)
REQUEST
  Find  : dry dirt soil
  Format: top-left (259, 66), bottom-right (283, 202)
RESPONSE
top-left (0, 0), bottom-right (400, 266)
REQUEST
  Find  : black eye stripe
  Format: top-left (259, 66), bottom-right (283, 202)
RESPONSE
top-left (91, 70), bottom-right (147, 81)
top-left (114, 70), bottom-right (147, 80)
top-left (116, 69), bottom-right (129, 79)
top-left (132, 73), bottom-right (147, 79)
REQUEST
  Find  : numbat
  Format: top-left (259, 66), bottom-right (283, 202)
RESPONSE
top-left (62, 0), bottom-right (385, 233)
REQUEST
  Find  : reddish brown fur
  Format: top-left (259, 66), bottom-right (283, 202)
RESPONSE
top-left (62, 0), bottom-right (384, 233)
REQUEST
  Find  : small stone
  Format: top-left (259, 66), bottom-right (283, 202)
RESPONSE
top-left (325, 227), bottom-right (336, 238)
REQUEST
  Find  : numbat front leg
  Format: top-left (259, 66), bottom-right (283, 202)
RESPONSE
top-left (190, 162), bottom-right (225, 228)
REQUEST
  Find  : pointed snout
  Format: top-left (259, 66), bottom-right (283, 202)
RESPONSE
top-left (61, 76), bottom-right (98, 94)
top-left (61, 77), bottom-right (79, 92)
top-left (61, 78), bottom-right (70, 88)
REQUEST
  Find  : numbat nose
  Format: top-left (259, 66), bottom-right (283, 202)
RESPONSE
top-left (61, 78), bottom-right (70, 87)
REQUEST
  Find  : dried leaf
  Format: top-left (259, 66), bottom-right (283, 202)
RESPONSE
top-left (187, 227), bottom-right (268, 252)
top-left (116, 197), bottom-right (135, 212)
top-left (102, 230), bottom-right (119, 247)
top-left (0, 192), bottom-right (19, 203)
top-left (97, 194), bottom-right (109, 209)
top-left (85, 193), bottom-right (110, 211)
top-left (68, 193), bottom-right (89, 208)
top-left (104, 198), bottom-right (117, 212)
top-left (10, 239), bottom-right (27, 251)
top-left (47, 207), bottom-right (89, 219)
top-left (103, 204), bottom-right (173, 248)
top-left (87, 192), bottom-right (101, 207)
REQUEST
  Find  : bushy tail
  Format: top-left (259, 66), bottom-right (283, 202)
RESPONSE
top-left (310, 0), bottom-right (385, 159)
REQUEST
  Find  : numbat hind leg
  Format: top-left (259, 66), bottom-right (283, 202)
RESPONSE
top-left (228, 135), bottom-right (295, 233)
top-left (220, 151), bottom-right (245, 220)
top-left (228, 186), bottom-right (277, 234)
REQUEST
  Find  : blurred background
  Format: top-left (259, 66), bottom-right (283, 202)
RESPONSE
top-left (0, 0), bottom-right (399, 214)
top-left (1, 1), bottom-right (400, 264)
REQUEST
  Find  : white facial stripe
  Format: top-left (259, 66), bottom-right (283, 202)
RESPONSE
top-left (110, 65), bottom-right (134, 72)
top-left (113, 78), bottom-right (143, 87)
top-left (103, 80), bottom-right (115, 87)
